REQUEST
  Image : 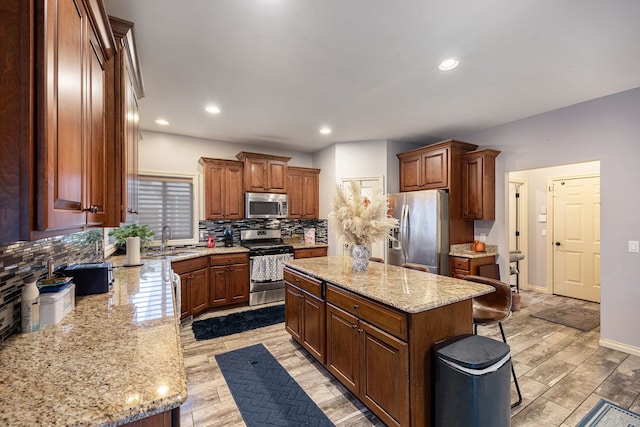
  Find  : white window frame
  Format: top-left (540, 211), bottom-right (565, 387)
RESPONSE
top-left (138, 170), bottom-right (200, 247)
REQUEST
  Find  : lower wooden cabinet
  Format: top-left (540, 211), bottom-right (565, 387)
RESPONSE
top-left (284, 268), bottom-right (325, 364)
top-left (209, 253), bottom-right (249, 307)
top-left (325, 290), bottom-right (409, 427)
top-left (293, 246), bottom-right (328, 259)
top-left (172, 257), bottom-right (209, 319)
top-left (449, 255), bottom-right (496, 279)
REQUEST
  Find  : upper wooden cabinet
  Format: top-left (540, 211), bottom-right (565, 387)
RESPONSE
top-left (105, 17), bottom-right (144, 226)
top-left (199, 158), bottom-right (244, 220)
top-left (0, 0), bottom-right (115, 243)
top-left (462, 149), bottom-right (500, 220)
top-left (397, 140), bottom-right (479, 244)
top-left (236, 152), bottom-right (291, 193)
top-left (398, 140), bottom-right (477, 192)
top-left (287, 167), bottom-right (320, 219)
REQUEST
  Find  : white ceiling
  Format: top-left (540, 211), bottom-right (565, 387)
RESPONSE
top-left (104, 0), bottom-right (640, 153)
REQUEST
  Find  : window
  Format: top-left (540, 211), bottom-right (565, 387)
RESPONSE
top-left (138, 172), bottom-right (199, 245)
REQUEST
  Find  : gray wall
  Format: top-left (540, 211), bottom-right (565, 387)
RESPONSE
top-left (456, 87), bottom-right (640, 351)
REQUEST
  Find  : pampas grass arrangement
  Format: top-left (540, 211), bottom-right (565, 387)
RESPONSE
top-left (328, 181), bottom-right (399, 246)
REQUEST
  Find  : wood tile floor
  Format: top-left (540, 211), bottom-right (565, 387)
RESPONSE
top-left (178, 291), bottom-right (640, 426)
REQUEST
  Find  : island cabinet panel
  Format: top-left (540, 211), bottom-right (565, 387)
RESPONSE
top-left (449, 255), bottom-right (496, 279)
top-left (284, 268), bottom-right (325, 363)
top-left (325, 284), bottom-right (409, 427)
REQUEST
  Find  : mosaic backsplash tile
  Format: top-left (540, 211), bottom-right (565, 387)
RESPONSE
top-left (0, 230), bottom-right (104, 342)
top-left (198, 218), bottom-right (328, 246)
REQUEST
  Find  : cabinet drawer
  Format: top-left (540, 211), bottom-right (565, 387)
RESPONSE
top-left (294, 247), bottom-right (327, 259)
top-left (451, 257), bottom-right (470, 270)
top-left (209, 253), bottom-right (248, 266)
top-left (284, 267), bottom-right (323, 299)
top-left (326, 284), bottom-right (407, 341)
top-left (171, 256), bottom-right (208, 274)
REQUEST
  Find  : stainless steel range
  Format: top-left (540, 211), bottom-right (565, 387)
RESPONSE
top-left (241, 229), bottom-right (294, 306)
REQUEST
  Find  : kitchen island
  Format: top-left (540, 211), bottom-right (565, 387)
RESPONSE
top-left (0, 259), bottom-right (187, 426)
top-left (283, 256), bottom-right (494, 427)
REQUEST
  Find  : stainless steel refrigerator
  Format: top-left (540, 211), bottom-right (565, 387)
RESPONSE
top-left (387, 190), bottom-right (449, 274)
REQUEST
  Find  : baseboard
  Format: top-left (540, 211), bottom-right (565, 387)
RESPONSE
top-left (599, 338), bottom-right (640, 357)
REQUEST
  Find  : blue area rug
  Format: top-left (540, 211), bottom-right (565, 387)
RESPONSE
top-left (215, 343), bottom-right (334, 426)
top-left (577, 399), bottom-right (640, 427)
top-left (192, 304), bottom-right (284, 340)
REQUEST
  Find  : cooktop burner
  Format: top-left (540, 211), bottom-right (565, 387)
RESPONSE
top-left (240, 229), bottom-right (294, 255)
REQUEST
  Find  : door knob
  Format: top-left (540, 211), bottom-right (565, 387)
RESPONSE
top-left (555, 242), bottom-right (561, 246)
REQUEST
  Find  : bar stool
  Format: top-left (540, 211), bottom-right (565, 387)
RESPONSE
top-left (463, 275), bottom-right (522, 408)
top-left (369, 257), bottom-right (384, 263)
top-left (401, 262), bottom-right (430, 273)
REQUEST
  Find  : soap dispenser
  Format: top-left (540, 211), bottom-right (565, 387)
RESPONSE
top-left (21, 276), bottom-right (40, 333)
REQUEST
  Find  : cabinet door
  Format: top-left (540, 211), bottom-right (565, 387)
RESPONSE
top-left (285, 284), bottom-right (303, 343)
top-left (86, 36), bottom-right (106, 226)
top-left (203, 162), bottom-right (226, 220)
top-left (302, 172), bottom-right (319, 218)
top-left (228, 263), bottom-right (249, 304)
top-left (245, 158), bottom-right (268, 192)
top-left (360, 320), bottom-right (409, 427)
top-left (189, 268), bottom-right (209, 315)
top-left (399, 153), bottom-right (422, 192)
top-left (209, 265), bottom-right (228, 306)
top-left (326, 304), bottom-right (359, 395)
top-left (124, 76), bottom-right (139, 222)
top-left (421, 147), bottom-right (449, 189)
top-left (302, 293), bottom-right (325, 363)
top-left (287, 170), bottom-right (303, 218)
top-left (462, 155), bottom-right (483, 219)
top-left (225, 164), bottom-right (244, 219)
top-left (267, 160), bottom-right (287, 193)
top-left (42, 0), bottom-right (87, 230)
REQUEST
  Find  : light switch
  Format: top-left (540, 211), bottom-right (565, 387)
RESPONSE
top-left (629, 241), bottom-right (640, 253)
top-left (538, 214), bottom-right (547, 223)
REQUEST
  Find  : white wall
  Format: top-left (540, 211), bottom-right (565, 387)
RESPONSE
top-left (456, 87), bottom-right (640, 352)
top-left (138, 130), bottom-right (314, 174)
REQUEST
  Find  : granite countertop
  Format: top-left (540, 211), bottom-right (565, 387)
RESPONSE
top-left (449, 243), bottom-right (499, 259)
top-left (284, 256), bottom-right (493, 313)
top-left (0, 259), bottom-right (187, 427)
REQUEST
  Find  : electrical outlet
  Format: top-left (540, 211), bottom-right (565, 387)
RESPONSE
top-left (629, 241), bottom-right (640, 253)
top-left (541, 229), bottom-right (547, 237)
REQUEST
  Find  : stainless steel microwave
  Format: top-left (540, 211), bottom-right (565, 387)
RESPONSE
top-left (245, 192), bottom-right (288, 219)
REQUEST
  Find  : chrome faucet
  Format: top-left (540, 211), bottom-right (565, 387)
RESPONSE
top-left (161, 225), bottom-right (172, 254)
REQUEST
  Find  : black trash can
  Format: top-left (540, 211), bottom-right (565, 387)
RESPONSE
top-left (434, 334), bottom-right (511, 427)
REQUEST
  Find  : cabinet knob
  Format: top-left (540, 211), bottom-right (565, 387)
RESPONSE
top-left (351, 324), bottom-right (357, 329)
top-left (353, 304), bottom-right (359, 310)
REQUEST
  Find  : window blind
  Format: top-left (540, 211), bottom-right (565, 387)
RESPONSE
top-left (138, 175), bottom-right (194, 241)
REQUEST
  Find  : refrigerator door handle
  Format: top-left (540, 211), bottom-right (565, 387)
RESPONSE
top-left (401, 203), bottom-right (409, 263)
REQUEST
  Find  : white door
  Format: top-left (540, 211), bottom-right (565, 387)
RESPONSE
top-left (552, 176), bottom-right (600, 302)
top-left (339, 177), bottom-right (386, 261)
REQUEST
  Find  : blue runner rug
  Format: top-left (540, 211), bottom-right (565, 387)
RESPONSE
top-left (577, 399), bottom-right (640, 427)
top-left (215, 343), bottom-right (334, 426)
top-left (192, 304), bottom-right (284, 340)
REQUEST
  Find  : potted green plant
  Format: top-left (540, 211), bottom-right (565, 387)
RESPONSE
top-left (108, 224), bottom-right (154, 253)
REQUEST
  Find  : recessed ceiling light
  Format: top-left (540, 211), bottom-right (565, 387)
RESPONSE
top-left (155, 118), bottom-right (170, 126)
top-left (438, 58), bottom-right (459, 71)
top-left (319, 126), bottom-right (332, 135)
top-left (205, 105), bottom-right (221, 114)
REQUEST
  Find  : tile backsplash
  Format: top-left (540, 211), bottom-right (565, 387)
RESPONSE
top-left (0, 230), bottom-right (103, 342)
top-left (199, 218), bottom-right (328, 246)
